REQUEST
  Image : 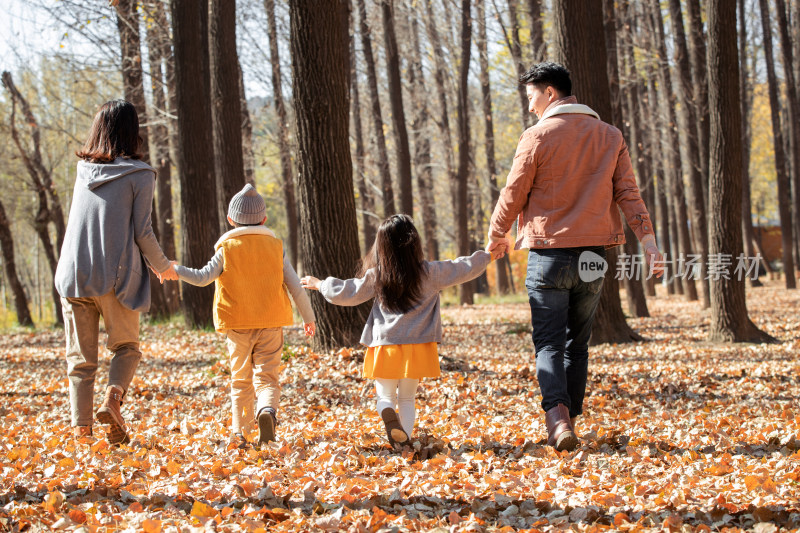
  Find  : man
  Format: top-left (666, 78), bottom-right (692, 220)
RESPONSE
top-left (488, 62), bottom-right (664, 451)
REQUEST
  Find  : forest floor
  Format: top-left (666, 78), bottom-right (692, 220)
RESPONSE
top-left (1, 280), bottom-right (799, 532)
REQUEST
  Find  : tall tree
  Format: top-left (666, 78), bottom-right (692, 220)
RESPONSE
top-left (706, 0), bottom-right (775, 342)
top-left (685, 0), bottom-right (710, 201)
top-left (774, 0), bottom-right (800, 273)
top-left (209, 0), bottom-right (246, 233)
top-left (116, 0), bottom-right (169, 319)
top-left (603, 0), bottom-right (648, 317)
top-left (381, 0), bottom-right (414, 215)
top-left (757, 0), bottom-right (796, 289)
top-left (143, 0), bottom-right (180, 313)
top-left (526, 0), bottom-right (546, 61)
top-left (0, 200), bottom-right (33, 327)
top-left (552, 0), bottom-right (642, 343)
top-left (408, 3), bottom-right (439, 260)
top-left (477, 0), bottom-right (511, 293)
top-left (668, 0), bottom-right (710, 307)
top-left (356, 0), bottom-right (395, 217)
top-left (2, 71), bottom-right (65, 325)
top-left (290, 0), bottom-right (370, 349)
top-left (497, 0), bottom-right (530, 131)
top-left (455, 0), bottom-right (473, 305)
top-left (171, 0), bottom-right (218, 327)
top-left (649, 0), bottom-right (698, 301)
top-left (265, 0), bottom-right (299, 268)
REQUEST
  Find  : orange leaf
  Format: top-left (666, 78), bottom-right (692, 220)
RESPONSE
top-left (190, 501), bottom-right (217, 518)
top-left (68, 509), bottom-right (87, 524)
top-left (142, 518), bottom-right (162, 533)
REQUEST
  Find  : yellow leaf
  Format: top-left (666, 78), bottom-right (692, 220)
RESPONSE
top-left (58, 457), bottom-right (75, 469)
top-left (190, 501), bottom-right (217, 518)
top-left (142, 518), bottom-right (162, 533)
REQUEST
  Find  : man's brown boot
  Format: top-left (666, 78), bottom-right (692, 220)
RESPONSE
top-left (545, 404), bottom-right (578, 452)
top-left (96, 385), bottom-right (129, 444)
top-left (73, 426), bottom-right (92, 439)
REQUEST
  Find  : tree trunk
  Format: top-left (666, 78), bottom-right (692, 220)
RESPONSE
top-left (356, 0), bottom-right (395, 217)
top-left (171, 0), bottom-right (217, 327)
top-left (381, 0), bottom-right (413, 215)
top-left (649, 0), bottom-right (698, 301)
top-left (239, 60), bottom-right (256, 185)
top-left (552, 0), bottom-right (642, 343)
top-left (667, 0), bottom-right (711, 306)
top-left (477, 0), bottom-right (511, 293)
top-left (0, 200), bottom-right (34, 327)
top-left (498, 0), bottom-right (530, 131)
top-left (774, 0), bottom-right (800, 278)
top-left (455, 0), bottom-right (473, 305)
top-left (408, 4), bottom-right (439, 260)
top-left (1, 71), bottom-right (64, 325)
top-left (686, 0), bottom-right (710, 205)
top-left (291, 0), bottom-right (370, 349)
top-left (265, 0), bottom-right (299, 269)
top-left (757, 0), bottom-right (796, 289)
top-left (737, 0), bottom-right (763, 287)
top-left (706, 0), bottom-right (775, 342)
top-left (210, 0), bottom-right (246, 235)
top-left (423, 0), bottom-right (457, 216)
top-left (602, 0), bottom-right (648, 317)
top-left (143, 0), bottom-right (180, 314)
top-left (526, 0), bottom-right (545, 61)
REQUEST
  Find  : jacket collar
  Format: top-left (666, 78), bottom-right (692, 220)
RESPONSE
top-left (215, 226), bottom-right (276, 249)
top-left (540, 95), bottom-right (600, 122)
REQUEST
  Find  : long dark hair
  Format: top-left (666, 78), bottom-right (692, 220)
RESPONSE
top-left (76, 100), bottom-right (143, 163)
top-left (360, 214), bottom-right (425, 313)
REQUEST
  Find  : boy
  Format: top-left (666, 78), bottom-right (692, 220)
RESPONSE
top-left (172, 184), bottom-right (315, 447)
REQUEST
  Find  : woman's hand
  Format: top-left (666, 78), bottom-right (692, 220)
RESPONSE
top-left (300, 276), bottom-right (321, 290)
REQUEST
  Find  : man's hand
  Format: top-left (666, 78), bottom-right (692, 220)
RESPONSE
top-left (300, 276), bottom-right (321, 290)
top-left (304, 322), bottom-right (316, 337)
top-left (156, 261), bottom-right (179, 284)
top-left (487, 233), bottom-right (511, 260)
top-left (641, 236), bottom-right (665, 278)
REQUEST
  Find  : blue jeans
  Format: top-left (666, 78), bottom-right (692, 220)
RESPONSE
top-left (526, 247), bottom-right (606, 418)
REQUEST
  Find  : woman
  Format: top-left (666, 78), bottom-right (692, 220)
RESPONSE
top-left (55, 100), bottom-right (176, 444)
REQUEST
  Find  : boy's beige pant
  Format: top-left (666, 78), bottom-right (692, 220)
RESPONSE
top-left (62, 294), bottom-right (141, 427)
top-left (226, 327), bottom-right (283, 434)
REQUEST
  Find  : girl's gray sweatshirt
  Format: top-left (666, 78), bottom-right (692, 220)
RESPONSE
top-left (320, 250), bottom-right (491, 347)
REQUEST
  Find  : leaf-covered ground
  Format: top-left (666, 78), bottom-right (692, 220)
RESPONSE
top-left (1, 281), bottom-right (799, 532)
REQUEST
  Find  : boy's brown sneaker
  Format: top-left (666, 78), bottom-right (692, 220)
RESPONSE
top-left (257, 408), bottom-right (277, 446)
top-left (73, 426), bottom-right (92, 439)
top-left (96, 385), bottom-right (129, 444)
top-left (380, 407), bottom-right (409, 447)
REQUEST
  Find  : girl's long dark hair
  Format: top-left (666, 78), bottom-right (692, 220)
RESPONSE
top-left (76, 100), bottom-right (143, 163)
top-left (359, 214), bottom-right (425, 313)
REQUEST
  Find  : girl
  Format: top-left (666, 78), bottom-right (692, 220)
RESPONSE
top-left (55, 100), bottom-right (177, 444)
top-left (301, 214), bottom-right (494, 447)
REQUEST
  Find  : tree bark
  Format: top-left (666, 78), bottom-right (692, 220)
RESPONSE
top-left (455, 0), bottom-right (473, 305)
top-left (477, 0), bottom-right (511, 293)
top-left (239, 60), bottom-right (256, 185)
top-left (1, 71), bottom-right (64, 325)
top-left (552, 0), bottom-right (642, 343)
top-left (408, 3), bottom-right (439, 260)
top-left (381, 0), bottom-right (413, 215)
top-left (0, 200), bottom-right (34, 327)
top-left (706, 0), bottom-right (775, 342)
top-left (526, 0), bottom-right (545, 61)
top-left (757, 0), bottom-right (796, 289)
top-left (265, 0), bottom-right (299, 269)
top-left (171, 0), bottom-right (217, 327)
top-left (667, 0), bottom-right (711, 306)
top-left (686, 0), bottom-right (710, 204)
top-left (143, 0), bottom-right (180, 314)
top-left (649, 0), bottom-right (698, 301)
top-left (356, 0), bottom-right (395, 217)
top-left (290, 0), bottom-right (370, 349)
top-left (210, 0), bottom-right (246, 234)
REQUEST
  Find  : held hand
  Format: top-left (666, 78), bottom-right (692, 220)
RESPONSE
top-left (645, 245), bottom-right (665, 278)
top-left (157, 261), bottom-right (179, 284)
top-left (304, 322), bottom-right (316, 337)
top-left (486, 236), bottom-right (511, 260)
top-left (300, 276), bottom-right (321, 290)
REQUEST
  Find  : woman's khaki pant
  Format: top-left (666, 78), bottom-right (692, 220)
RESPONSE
top-left (62, 293), bottom-right (141, 427)
top-left (225, 328), bottom-right (283, 435)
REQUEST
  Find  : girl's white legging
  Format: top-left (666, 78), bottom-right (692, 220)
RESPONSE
top-left (375, 378), bottom-right (419, 435)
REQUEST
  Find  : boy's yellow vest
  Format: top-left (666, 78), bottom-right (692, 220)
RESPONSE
top-left (213, 227), bottom-right (293, 332)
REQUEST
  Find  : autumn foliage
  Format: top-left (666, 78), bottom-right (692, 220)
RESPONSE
top-left (1, 282), bottom-right (798, 531)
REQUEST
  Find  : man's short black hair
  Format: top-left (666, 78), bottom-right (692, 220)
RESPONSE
top-left (519, 61), bottom-right (572, 96)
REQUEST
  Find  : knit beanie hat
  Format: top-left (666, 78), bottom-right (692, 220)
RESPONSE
top-left (227, 183), bottom-right (266, 225)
